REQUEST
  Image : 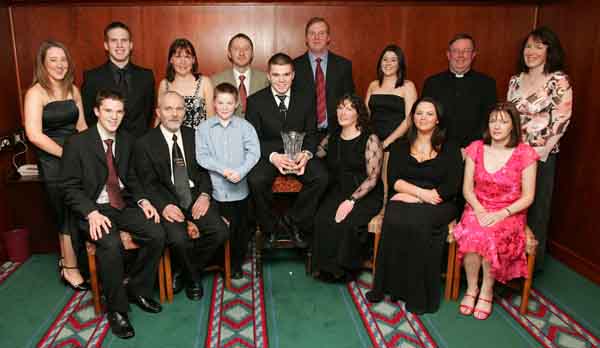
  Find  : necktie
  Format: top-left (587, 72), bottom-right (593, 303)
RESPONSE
top-left (238, 75), bottom-right (248, 113)
top-left (276, 94), bottom-right (287, 118)
top-left (117, 68), bottom-right (128, 96)
top-left (315, 57), bottom-right (326, 126)
top-left (104, 139), bottom-right (125, 210)
top-left (172, 134), bottom-right (192, 209)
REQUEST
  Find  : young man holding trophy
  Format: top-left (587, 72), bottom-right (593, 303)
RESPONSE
top-left (246, 53), bottom-right (329, 248)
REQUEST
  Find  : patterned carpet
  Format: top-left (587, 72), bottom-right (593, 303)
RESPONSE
top-left (205, 247), bottom-right (268, 348)
top-left (497, 288), bottom-right (600, 348)
top-left (0, 261), bottom-right (21, 285)
top-left (347, 272), bottom-right (437, 348)
top-left (36, 291), bottom-right (109, 348)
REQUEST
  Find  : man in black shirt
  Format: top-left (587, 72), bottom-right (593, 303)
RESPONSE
top-left (422, 33), bottom-right (496, 153)
top-left (82, 22), bottom-right (155, 137)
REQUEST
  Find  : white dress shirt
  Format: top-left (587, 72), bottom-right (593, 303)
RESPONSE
top-left (159, 125), bottom-right (195, 188)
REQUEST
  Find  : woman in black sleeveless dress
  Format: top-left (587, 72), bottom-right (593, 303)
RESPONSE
top-left (312, 94), bottom-right (383, 281)
top-left (24, 40), bottom-right (88, 290)
top-left (365, 44), bottom-right (417, 150)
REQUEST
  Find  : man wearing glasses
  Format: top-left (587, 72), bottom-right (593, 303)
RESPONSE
top-left (422, 33), bottom-right (496, 153)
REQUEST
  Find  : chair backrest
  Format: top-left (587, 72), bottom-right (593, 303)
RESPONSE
top-left (379, 151), bottom-right (391, 214)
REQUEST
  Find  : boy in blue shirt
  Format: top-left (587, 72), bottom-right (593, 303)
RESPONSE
top-left (196, 83), bottom-right (260, 278)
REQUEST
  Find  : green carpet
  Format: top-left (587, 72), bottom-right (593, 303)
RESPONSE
top-left (1, 252), bottom-right (599, 348)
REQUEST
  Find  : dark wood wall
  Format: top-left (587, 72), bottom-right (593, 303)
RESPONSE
top-left (10, 3), bottom-right (536, 99)
top-left (0, 2), bottom-right (21, 262)
top-left (538, 0), bottom-right (600, 284)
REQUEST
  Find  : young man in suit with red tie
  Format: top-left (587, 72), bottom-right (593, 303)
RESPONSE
top-left (246, 53), bottom-right (329, 247)
top-left (61, 90), bottom-right (165, 339)
top-left (293, 17), bottom-right (355, 140)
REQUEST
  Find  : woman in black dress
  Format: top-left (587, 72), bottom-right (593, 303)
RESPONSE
top-left (312, 94), bottom-right (384, 282)
top-left (365, 44), bottom-right (417, 150)
top-left (366, 97), bottom-right (462, 314)
top-left (24, 40), bottom-right (88, 290)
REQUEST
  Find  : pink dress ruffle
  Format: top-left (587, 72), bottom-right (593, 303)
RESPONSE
top-left (453, 140), bottom-right (539, 283)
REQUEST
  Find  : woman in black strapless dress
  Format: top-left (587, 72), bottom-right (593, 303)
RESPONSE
top-left (24, 41), bottom-right (88, 290)
top-left (366, 44), bottom-right (418, 150)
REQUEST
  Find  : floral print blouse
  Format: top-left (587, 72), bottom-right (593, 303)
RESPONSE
top-left (507, 71), bottom-right (572, 162)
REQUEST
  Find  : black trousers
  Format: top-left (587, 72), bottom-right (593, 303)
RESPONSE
top-left (248, 158), bottom-right (329, 235)
top-left (162, 203), bottom-right (229, 283)
top-left (82, 205), bottom-right (165, 313)
top-left (218, 199), bottom-right (249, 272)
top-left (528, 154), bottom-right (556, 270)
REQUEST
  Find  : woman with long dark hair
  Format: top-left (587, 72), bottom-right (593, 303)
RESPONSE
top-left (365, 97), bottom-right (462, 314)
top-left (507, 26), bottom-right (572, 269)
top-left (157, 38), bottom-right (214, 128)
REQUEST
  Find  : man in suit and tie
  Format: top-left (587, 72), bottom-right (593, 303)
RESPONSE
top-left (246, 53), bottom-right (329, 247)
top-left (134, 91), bottom-right (229, 301)
top-left (61, 90), bottom-right (165, 339)
top-left (212, 33), bottom-right (269, 117)
top-left (293, 17), bottom-right (355, 139)
top-left (82, 21), bottom-right (155, 137)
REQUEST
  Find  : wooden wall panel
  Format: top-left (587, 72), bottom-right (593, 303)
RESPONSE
top-left (0, 4), bottom-right (21, 262)
top-left (538, 0), bottom-right (600, 284)
top-left (11, 3), bottom-right (536, 100)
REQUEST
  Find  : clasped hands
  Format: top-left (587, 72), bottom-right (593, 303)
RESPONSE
top-left (222, 168), bottom-right (241, 183)
top-left (391, 188), bottom-right (442, 205)
top-left (474, 208), bottom-right (510, 227)
top-left (162, 194), bottom-right (210, 224)
top-left (87, 199), bottom-right (160, 241)
top-left (271, 152), bottom-right (310, 175)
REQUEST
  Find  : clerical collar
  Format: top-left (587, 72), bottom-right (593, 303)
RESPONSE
top-left (450, 69), bottom-right (471, 78)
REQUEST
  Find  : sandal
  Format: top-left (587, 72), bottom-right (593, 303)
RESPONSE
top-left (473, 296), bottom-right (493, 320)
top-left (59, 258), bottom-right (89, 291)
top-left (459, 289), bottom-right (479, 316)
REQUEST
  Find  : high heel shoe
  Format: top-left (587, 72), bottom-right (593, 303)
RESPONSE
top-left (473, 296), bottom-right (493, 320)
top-left (459, 289), bottom-right (479, 316)
top-left (59, 258), bottom-right (89, 291)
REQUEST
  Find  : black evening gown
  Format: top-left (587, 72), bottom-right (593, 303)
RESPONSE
top-left (36, 100), bottom-right (78, 234)
top-left (312, 131), bottom-right (383, 275)
top-left (372, 139), bottom-right (462, 314)
top-left (368, 94), bottom-right (405, 142)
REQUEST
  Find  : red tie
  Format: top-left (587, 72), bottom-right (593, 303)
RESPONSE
top-left (104, 139), bottom-right (125, 209)
top-left (315, 57), bottom-right (326, 126)
top-left (238, 75), bottom-right (247, 113)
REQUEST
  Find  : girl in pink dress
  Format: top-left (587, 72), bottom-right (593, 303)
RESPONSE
top-left (453, 103), bottom-right (538, 320)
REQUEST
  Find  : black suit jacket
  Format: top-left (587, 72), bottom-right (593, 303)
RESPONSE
top-left (246, 86), bottom-right (318, 161)
top-left (81, 62), bottom-right (155, 137)
top-left (133, 126), bottom-right (212, 213)
top-left (61, 126), bottom-right (143, 219)
top-left (293, 51), bottom-right (355, 134)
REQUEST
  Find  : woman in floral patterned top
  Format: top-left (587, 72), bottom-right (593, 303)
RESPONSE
top-left (507, 26), bottom-right (572, 269)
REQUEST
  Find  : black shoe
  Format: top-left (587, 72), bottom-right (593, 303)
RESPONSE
top-left (128, 295), bottom-right (162, 313)
top-left (172, 272), bottom-right (184, 294)
top-left (365, 290), bottom-right (384, 303)
top-left (265, 230), bottom-right (277, 248)
top-left (185, 280), bottom-right (204, 301)
top-left (232, 270), bottom-right (244, 280)
top-left (107, 312), bottom-right (135, 339)
top-left (280, 215), bottom-right (307, 248)
top-left (58, 259), bottom-right (90, 291)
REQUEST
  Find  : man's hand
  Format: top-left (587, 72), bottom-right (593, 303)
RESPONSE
top-left (191, 194), bottom-right (211, 220)
top-left (87, 210), bottom-right (112, 241)
top-left (334, 200), bottom-right (355, 223)
top-left (291, 152), bottom-right (310, 176)
top-left (271, 153), bottom-right (296, 175)
top-left (139, 199), bottom-right (160, 223)
top-left (162, 204), bottom-right (185, 223)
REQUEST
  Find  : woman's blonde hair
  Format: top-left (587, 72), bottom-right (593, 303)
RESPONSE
top-left (32, 40), bottom-right (74, 98)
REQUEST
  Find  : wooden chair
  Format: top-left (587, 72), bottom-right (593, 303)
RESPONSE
top-left (255, 175), bottom-right (304, 274)
top-left (163, 221), bottom-right (232, 303)
top-left (86, 231), bottom-right (167, 316)
top-left (446, 225), bottom-right (537, 314)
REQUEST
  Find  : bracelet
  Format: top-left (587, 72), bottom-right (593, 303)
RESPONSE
top-left (505, 207), bottom-right (511, 216)
top-left (348, 197), bottom-right (356, 204)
